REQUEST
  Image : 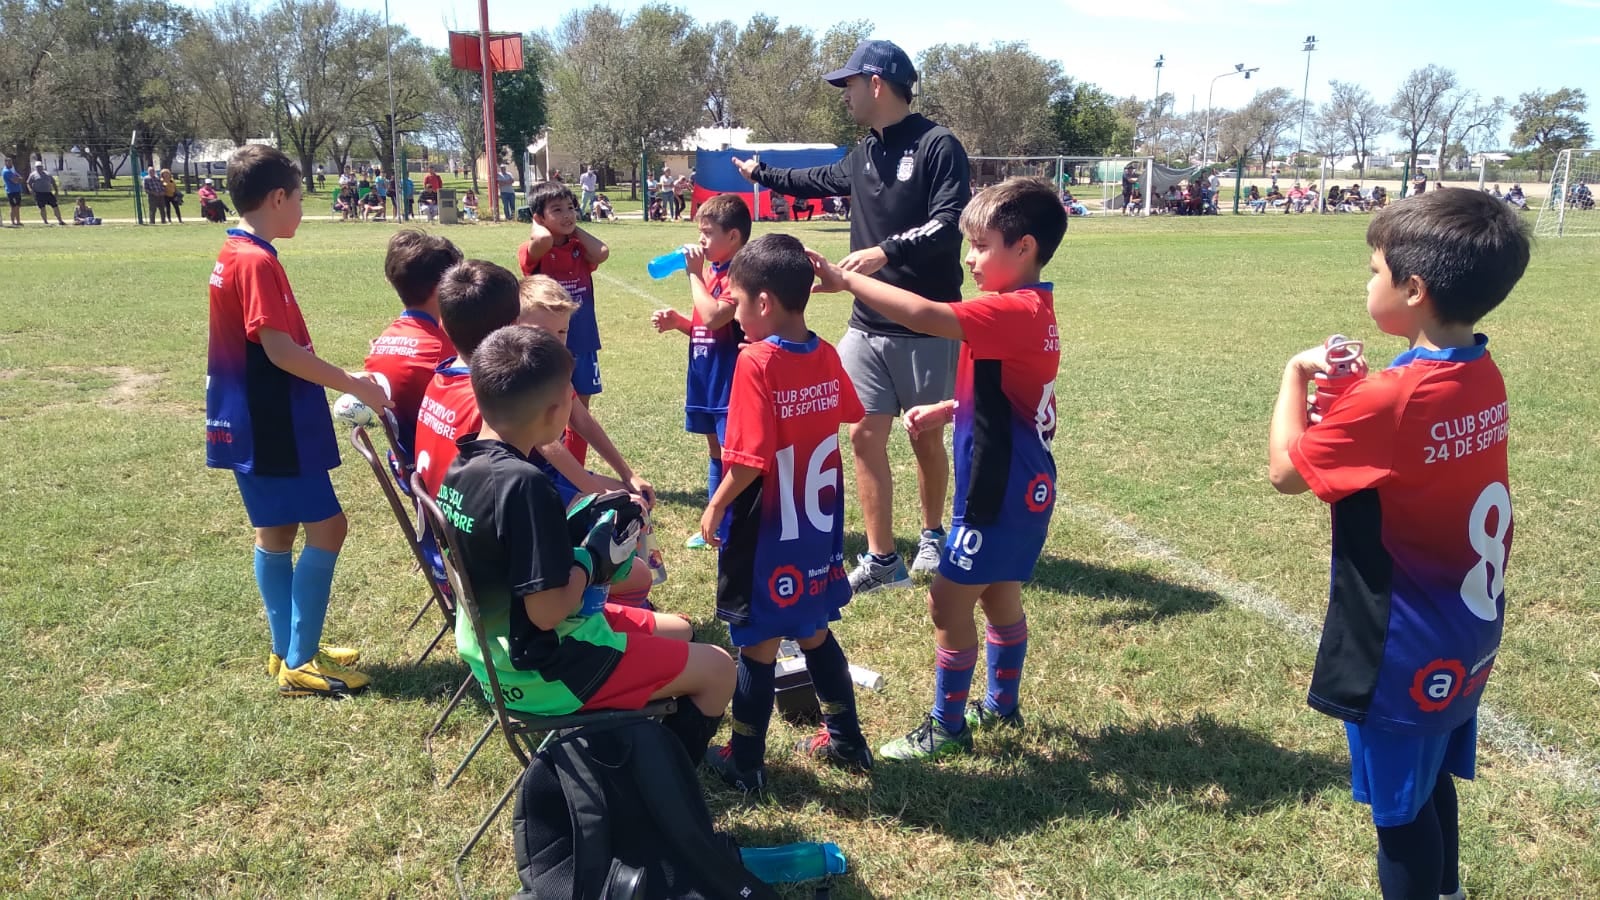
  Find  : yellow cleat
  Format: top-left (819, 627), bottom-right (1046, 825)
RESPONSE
top-left (268, 647), bottom-right (360, 679)
top-left (277, 651), bottom-right (371, 698)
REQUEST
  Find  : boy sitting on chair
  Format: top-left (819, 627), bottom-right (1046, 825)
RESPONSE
top-left (437, 324), bottom-right (733, 757)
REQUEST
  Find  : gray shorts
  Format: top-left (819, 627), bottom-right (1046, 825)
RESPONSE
top-left (837, 327), bottom-right (958, 417)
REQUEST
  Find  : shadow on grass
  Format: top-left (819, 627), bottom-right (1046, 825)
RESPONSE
top-left (362, 656), bottom-right (472, 702)
top-left (774, 712), bottom-right (1343, 841)
top-left (1030, 555), bottom-right (1224, 624)
top-left (652, 487), bottom-right (714, 510)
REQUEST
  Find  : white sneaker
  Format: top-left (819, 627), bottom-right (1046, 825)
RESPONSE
top-left (847, 553), bottom-right (912, 595)
top-left (911, 529), bottom-right (944, 575)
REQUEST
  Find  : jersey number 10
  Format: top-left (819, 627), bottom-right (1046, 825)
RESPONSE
top-left (774, 435), bottom-right (840, 541)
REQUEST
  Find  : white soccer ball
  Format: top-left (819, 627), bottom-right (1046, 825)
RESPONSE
top-left (332, 393), bottom-right (379, 428)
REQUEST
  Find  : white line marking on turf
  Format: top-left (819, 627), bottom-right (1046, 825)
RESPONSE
top-left (596, 270), bottom-right (671, 308)
top-left (1060, 498), bottom-right (1600, 796)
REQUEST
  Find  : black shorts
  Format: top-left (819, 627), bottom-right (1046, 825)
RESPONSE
top-left (6, 193), bottom-right (19, 209)
top-left (34, 191), bottom-right (56, 209)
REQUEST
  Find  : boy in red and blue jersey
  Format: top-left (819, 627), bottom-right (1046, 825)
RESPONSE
top-left (518, 181), bottom-right (609, 465)
top-left (810, 177), bottom-right (1067, 761)
top-left (205, 145), bottom-right (392, 698)
top-left (364, 229), bottom-right (461, 462)
top-left (1268, 189), bottom-right (1529, 900)
top-left (650, 193), bottom-right (751, 549)
top-left (699, 234), bottom-right (873, 792)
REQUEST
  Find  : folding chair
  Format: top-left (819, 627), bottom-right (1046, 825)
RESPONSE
top-left (348, 421), bottom-right (453, 665)
top-left (413, 480), bottom-right (676, 897)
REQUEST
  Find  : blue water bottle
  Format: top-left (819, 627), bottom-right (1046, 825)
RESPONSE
top-left (739, 842), bottom-right (847, 883)
top-left (646, 248), bottom-right (688, 279)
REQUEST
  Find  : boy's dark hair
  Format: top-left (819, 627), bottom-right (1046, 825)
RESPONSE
top-left (695, 193), bottom-right (753, 244)
top-left (528, 181), bottom-right (579, 218)
top-left (728, 234), bottom-right (813, 314)
top-left (885, 80), bottom-right (914, 105)
top-left (470, 325), bottom-right (575, 429)
top-left (385, 230), bottom-right (463, 307)
top-left (959, 176), bottom-right (1069, 266)
top-left (226, 145), bottom-right (301, 213)
top-left (438, 260), bottom-right (522, 359)
top-left (1367, 189), bottom-right (1531, 325)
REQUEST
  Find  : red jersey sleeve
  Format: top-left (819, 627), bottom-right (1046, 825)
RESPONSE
top-left (1289, 375), bottom-right (1403, 502)
top-left (721, 352), bottom-right (777, 471)
top-left (951, 291), bottom-right (1035, 360)
top-left (237, 253), bottom-right (296, 341)
top-left (516, 241), bottom-right (537, 276)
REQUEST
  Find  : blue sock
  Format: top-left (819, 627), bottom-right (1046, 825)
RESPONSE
top-left (729, 655), bottom-right (775, 771)
top-left (985, 616), bottom-right (1028, 716)
top-left (707, 456), bottom-right (723, 501)
top-left (253, 547), bottom-right (293, 659)
top-left (801, 632), bottom-right (864, 747)
top-left (286, 546), bottom-right (338, 669)
top-left (932, 645), bottom-right (978, 733)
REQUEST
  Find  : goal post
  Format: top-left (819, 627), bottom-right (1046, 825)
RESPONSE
top-left (1535, 149), bottom-right (1598, 238)
top-left (969, 155), bottom-right (1155, 217)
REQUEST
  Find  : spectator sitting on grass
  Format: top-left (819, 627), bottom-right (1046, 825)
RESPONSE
top-left (1248, 185), bottom-right (1266, 214)
top-left (1286, 182), bottom-right (1307, 213)
top-left (72, 198), bottom-right (100, 225)
top-left (462, 189), bottom-right (479, 221)
top-left (1304, 184), bottom-right (1322, 213)
top-left (1265, 184), bottom-right (1286, 209)
top-left (592, 193), bottom-right (614, 221)
top-left (362, 188), bottom-right (386, 221)
top-left (418, 187), bottom-right (438, 223)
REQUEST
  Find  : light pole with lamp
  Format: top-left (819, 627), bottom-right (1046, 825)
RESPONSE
top-left (1152, 55), bottom-right (1164, 157)
top-left (1296, 36), bottom-right (1317, 177)
top-left (1204, 64), bottom-right (1258, 168)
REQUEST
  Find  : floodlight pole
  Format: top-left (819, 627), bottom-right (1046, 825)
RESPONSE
top-left (1204, 64), bottom-right (1256, 169)
top-left (384, 0), bottom-right (398, 209)
top-left (1152, 55), bottom-right (1164, 158)
top-left (477, 0), bottom-right (498, 221)
top-left (1297, 36), bottom-right (1317, 178)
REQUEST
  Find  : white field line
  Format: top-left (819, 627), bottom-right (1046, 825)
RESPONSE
top-left (596, 270), bottom-right (672, 309)
top-left (1059, 499), bottom-right (1600, 796)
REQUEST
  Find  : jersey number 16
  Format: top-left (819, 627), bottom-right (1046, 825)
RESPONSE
top-left (774, 436), bottom-right (840, 541)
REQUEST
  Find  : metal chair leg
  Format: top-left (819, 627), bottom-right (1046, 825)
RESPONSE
top-left (405, 595), bottom-right (433, 632)
top-left (426, 674), bottom-right (476, 752)
top-left (414, 619), bottom-right (451, 665)
top-left (454, 766), bottom-right (526, 900)
top-left (445, 716), bottom-right (498, 789)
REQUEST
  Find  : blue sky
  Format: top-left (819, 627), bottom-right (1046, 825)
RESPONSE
top-left (210, 0), bottom-right (1600, 146)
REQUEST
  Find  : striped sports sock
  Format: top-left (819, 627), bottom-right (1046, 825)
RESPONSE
top-left (729, 655), bottom-right (776, 771)
top-left (985, 616), bottom-right (1028, 716)
top-left (932, 644), bottom-right (978, 732)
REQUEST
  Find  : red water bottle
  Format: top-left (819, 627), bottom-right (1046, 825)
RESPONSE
top-left (1309, 334), bottom-right (1365, 422)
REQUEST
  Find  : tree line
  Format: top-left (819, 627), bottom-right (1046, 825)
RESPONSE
top-left (1, 0), bottom-right (1591, 189)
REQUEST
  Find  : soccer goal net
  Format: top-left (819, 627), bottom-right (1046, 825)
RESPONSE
top-left (1535, 149), bottom-right (1598, 238)
top-left (969, 156), bottom-right (1155, 216)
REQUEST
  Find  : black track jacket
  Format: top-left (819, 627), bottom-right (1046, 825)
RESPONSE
top-left (751, 113), bottom-right (971, 337)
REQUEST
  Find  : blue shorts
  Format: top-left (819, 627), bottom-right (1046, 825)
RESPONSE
top-left (1346, 717), bottom-right (1477, 827)
top-left (728, 610), bottom-right (841, 649)
top-left (684, 410), bottom-right (728, 442)
top-left (937, 515), bottom-right (1050, 585)
top-left (233, 470), bottom-right (342, 528)
top-left (571, 350), bottom-right (602, 396)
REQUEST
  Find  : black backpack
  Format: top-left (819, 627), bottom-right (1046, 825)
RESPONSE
top-left (512, 717), bottom-right (781, 900)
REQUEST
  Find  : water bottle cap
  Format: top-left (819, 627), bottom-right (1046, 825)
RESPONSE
top-left (822, 843), bottom-right (848, 875)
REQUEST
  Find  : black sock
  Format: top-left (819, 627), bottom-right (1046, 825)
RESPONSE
top-left (663, 705), bottom-right (723, 763)
top-left (1432, 772), bottom-right (1461, 895)
top-left (870, 552), bottom-right (898, 566)
top-left (801, 632), bottom-right (864, 747)
top-left (1375, 794), bottom-right (1444, 900)
top-left (728, 655), bottom-right (775, 771)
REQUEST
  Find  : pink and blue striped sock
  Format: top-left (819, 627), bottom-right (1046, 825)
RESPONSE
top-left (985, 616), bottom-right (1028, 717)
top-left (932, 645), bottom-right (978, 733)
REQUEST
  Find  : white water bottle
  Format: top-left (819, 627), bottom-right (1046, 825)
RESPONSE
top-left (849, 664), bottom-right (885, 692)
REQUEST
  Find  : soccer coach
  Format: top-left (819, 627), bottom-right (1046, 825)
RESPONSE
top-left (734, 38), bottom-right (970, 594)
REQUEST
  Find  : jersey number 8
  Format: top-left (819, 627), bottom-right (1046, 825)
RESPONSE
top-left (1461, 481), bottom-right (1511, 622)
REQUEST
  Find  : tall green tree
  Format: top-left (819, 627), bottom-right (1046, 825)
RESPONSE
top-left (807, 20), bottom-right (872, 147)
top-left (1322, 80), bottom-right (1385, 178)
top-left (1511, 87), bottom-right (1590, 179)
top-left (0, 0), bottom-right (66, 165)
top-left (725, 15), bottom-right (823, 142)
top-left (546, 4), bottom-right (711, 188)
top-left (918, 42), bottom-right (1063, 155)
top-left (263, 0), bottom-right (386, 192)
top-left (174, 0), bottom-right (268, 148)
top-left (1050, 81), bottom-right (1120, 155)
top-left (1390, 65), bottom-right (1456, 178)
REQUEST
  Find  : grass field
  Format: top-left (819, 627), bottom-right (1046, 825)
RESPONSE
top-left (1, 211), bottom-right (1596, 898)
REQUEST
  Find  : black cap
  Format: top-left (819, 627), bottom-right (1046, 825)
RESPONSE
top-left (824, 39), bottom-right (917, 88)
